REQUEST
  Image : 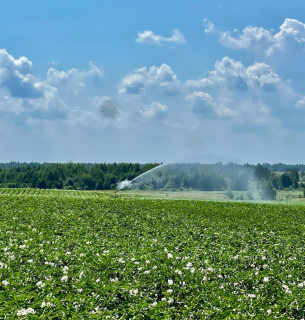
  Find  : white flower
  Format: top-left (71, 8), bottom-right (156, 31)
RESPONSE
top-left (129, 289), bottom-right (138, 296)
top-left (146, 260), bottom-right (150, 264)
top-left (2, 280), bottom-right (9, 286)
top-left (248, 294), bottom-right (256, 298)
top-left (63, 266), bottom-right (69, 274)
top-left (167, 253), bottom-right (173, 259)
top-left (96, 278), bottom-right (100, 283)
top-left (167, 289), bottom-right (173, 293)
top-left (27, 259), bottom-right (34, 263)
top-left (168, 298), bottom-right (174, 304)
top-left (61, 275), bottom-right (68, 282)
top-left (36, 281), bottom-right (45, 288)
top-left (90, 306), bottom-right (100, 314)
top-left (41, 302), bottom-right (55, 308)
top-left (65, 251), bottom-right (71, 255)
top-left (267, 309), bottom-right (272, 315)
top-left (168, 279), bottom-right (173, 286)
top-left (298, 282), bottom-right (304, 288)
top-left (77, 288), bottom-right (83, 293)
top-left (118, 258), bottom-right (125, 263)
top-left (144, 270), bottom-right (150, 274)
top-left (264, 277), bottom-right (269, 282)
top-left (282, 284), bottom-right (292, 294)
top-left (79, 271), bottom-right (84, 279)
top-left (186, 262), bottom-right (192, 268)
top-left (151, 301), bottom-right (157, 307)
top-left (190, 267), bottom-right (195, 273)
top-left (17, 308), bottom-right (36, 316)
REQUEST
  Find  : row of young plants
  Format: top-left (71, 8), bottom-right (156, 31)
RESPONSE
top-left (1, 191), bottom-right (305, 318)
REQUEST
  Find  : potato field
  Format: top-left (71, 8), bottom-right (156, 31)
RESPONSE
top-left (1, 189), bottom-right (305, 319)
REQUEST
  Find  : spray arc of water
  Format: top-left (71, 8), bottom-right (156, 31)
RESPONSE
top-left (116, 163), bottom-right (167, 191)
top-left (131, 163), bottom-right (167, 183)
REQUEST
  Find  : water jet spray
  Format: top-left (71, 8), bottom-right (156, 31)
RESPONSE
top-left (115, 163), bottom-right (166, 196)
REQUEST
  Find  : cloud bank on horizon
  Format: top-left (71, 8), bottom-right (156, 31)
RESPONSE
top-left (1, 11), bottom-right (305, 163)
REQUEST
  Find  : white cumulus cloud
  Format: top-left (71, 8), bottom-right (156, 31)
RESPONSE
top-left (219, 26), bottom-right (275, 51)
top-left (203, 18), bottom-right (215, 34)
top-left (185, 56), bottom-right (296, 127)
top-left (139, 101), bottom-right (168, 118)
top-left (186, 91), bottom-right (215, 117)
top-left (0, 49), bottom-right (112, 127)
top-left (0, 49), bottom-right (43, 98)
top-left (295, 96), bottom-right (305, 109)
top-left (209, 18), bottom-right (305, 57)
top-left (187, 56), bottom-right (283, 93)
top-left (136, 29), bottom-right (186, 45)
top-left (119, 63), bottom-right (181, 96)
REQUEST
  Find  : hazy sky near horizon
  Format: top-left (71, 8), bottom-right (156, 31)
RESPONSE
top-left (1, 0), bottom-right (305, 164)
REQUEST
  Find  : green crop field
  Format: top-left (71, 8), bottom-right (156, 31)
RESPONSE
top-left (1, 189), bottom-right (305, 319)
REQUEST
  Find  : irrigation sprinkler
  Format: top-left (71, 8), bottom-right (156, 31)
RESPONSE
top-left (114, 163), bottom-right (165, 197)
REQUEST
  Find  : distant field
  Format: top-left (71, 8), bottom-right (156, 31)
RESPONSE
top-left (119, 189), bottom-right (305, 204)
top-left (1, 189), bottom-right (305, 318)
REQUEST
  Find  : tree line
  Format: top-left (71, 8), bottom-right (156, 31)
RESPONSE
top-left (132, 163), bottom-right (304, 200)
top-left (0, 162), bottom-right (158, 190)
top-left (0, 162), bottom-right (303, 200)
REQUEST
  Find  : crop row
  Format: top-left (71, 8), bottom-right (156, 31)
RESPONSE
top-left (0, 188), bottom-right (110, 199)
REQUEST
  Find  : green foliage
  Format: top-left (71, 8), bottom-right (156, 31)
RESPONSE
top-left (0, 163), bottom-right (159, 190)
top-left (132, 163), bottom-right (253, 192)
top-left (253, 163), bottom-right (272, 180)
top-left (0, 162), bottom-right (302, 193)
top-left (0, 190), bottom-right (305, 318)
top-left (259, 180), bottom-right (277, 200)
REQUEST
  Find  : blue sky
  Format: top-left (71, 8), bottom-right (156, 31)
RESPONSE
top-left (1, 0), bottom-right (305, 163)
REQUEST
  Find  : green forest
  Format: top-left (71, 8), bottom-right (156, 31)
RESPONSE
top-left (0, 162), bottom-right (303, 200)
top-left (0, 162), bottom-right (158, 190)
